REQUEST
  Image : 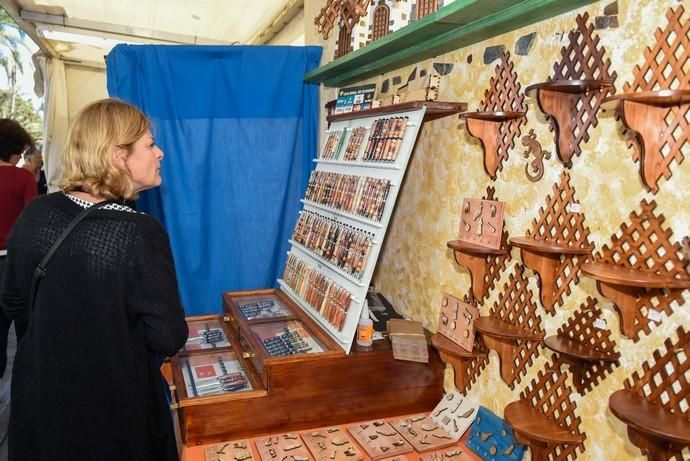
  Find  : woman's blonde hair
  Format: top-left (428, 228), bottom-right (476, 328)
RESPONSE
top-left (60, 98), bottom-right (150, 200)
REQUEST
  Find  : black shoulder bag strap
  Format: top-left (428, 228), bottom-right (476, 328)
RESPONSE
top-left (28, 200), bottom-right (115, 313)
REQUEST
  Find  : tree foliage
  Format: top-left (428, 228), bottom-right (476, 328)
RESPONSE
top-left (0, 88), bottom-right (42, 143)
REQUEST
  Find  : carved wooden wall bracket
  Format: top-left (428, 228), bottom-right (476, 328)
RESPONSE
top-left (510, 172), bottom-right (594, 314)
top-left (609, 327), bottom-right (690, 460)
top-left (504, 358), bottom-right (586, 460)
top-left (460, 51), bottom-right (527, 179)
top-left (447, 187), bottom-right (511, 302)
top-left (582, 199), bottom-right (690, 341)
top-left (473, 265), bottom-right (544, 389)
top-left (604, 6), bottom-right (690, 193)
top-left (526, 12), bottom-right (617, 167)
top-left (543, 297), bottom-right (620, 394)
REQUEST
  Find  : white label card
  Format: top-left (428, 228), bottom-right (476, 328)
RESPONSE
top-left (647, 310), bottom-right (663, 323)
top-left (567, 203), bottom-right (582, 213)
top-left (593, 318), bottom-right (607, 329)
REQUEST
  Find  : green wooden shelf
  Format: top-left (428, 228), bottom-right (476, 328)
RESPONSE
top-left (305, 0), bottom-right (597, 87)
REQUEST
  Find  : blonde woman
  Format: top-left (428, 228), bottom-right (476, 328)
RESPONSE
top-left (1, 99), bottom-right (188, 461)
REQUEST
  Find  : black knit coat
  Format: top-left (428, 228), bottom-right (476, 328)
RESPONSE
top-left (1, 193), bottom-right (188, 461)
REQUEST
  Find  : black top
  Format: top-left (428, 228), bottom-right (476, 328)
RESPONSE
top-left (1, 192), bottom-right (188, 461)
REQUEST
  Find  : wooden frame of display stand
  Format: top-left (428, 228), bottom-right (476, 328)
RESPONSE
top-left (602, 6), bottom-right (690, 193)
top-left (609, 327), bottom-right (690, 460)
top-left (504, 358), bottom-right (586, 461)
top-left (283, 101), bottom-right (466, 353)
top-left (447, 187), bottom-right (511, 302)
top-left (459, 51), bottom-right (527, 179)
top-left (543, 297), bottom-right (620, 394)
top-left (473, 265), bottom-right (544, 389)
top-left (526, 12), bottom-right (616, 167)
top-left (510, 172), bottom-right (594, 314)
top-left (581, 199), bottom-right (690, 341)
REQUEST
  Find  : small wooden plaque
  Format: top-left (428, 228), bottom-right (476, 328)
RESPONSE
top-left (429, 390), bottom-right (478, 439)
top-left (256, 433), bottom-right (312, 461)
top-left (347, 420), bottom-right (413, 460)
top-left (205, 440), bottom-right (255, 461)
top-left (458, 199), bottom-right (505, 250)
top-left (390, 414), bottom-right (457, 452)
top-left (437, 293), bottom-right (479, 352)
top-left (302, 427), bottom-right (363, 461)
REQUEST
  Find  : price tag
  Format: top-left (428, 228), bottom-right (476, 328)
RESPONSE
top-left (647, 310), bottom-right (663, 323)
top-left (567, 203), bottom-right (582, 213)
top-left (593, 318), bottom-right (607, 329)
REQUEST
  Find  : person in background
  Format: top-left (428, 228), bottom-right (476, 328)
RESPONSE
top-left (1, 99), bottom-right (188, 461)
top-left (21, 146), bottom-right (47, 195)
top-left (0, 119), bottom-right (37, 378)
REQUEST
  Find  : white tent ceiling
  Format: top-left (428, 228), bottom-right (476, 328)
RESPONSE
top-left (2, 0), bottom-right (303, 67)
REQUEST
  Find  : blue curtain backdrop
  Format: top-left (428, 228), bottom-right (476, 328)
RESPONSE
top-left (107, 44), bottom-right (322, 315)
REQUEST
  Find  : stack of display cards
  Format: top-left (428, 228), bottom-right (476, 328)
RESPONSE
top-left (388, 319), bottom-right (428, 363)
top-left (182, 352), bottom-right (252, 397)
top-left (205, 440), bottom-right (255, 461)
top-left (346, 419), bottom-right (413, 460)
top-left (237, 297), bottom-right (290, 321)
top-left (184, 319), bottom-right (231, 351)
top-left (302, 427), bottom-right (363, 461)
top-left (430, 390), bottom-right (478, 439)
top-left (390, 414), bottom-right (457, 452)
top-left (256, 433), bottom-right (313, 461)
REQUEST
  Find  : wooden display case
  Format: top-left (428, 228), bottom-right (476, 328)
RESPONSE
top-left (171, 289), bottom-right (445, 445)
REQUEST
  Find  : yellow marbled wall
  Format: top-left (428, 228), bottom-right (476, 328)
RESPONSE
top-left (314, 0), bottom-right (689, 459)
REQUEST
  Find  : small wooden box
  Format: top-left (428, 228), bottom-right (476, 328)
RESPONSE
top-left (171, 288), bottom-right (445, 446)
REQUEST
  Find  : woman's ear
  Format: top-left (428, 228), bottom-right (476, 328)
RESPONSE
top-left (112, 146), bottom-right (128, 169)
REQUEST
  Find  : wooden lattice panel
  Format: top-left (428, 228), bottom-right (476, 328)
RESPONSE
top-left (525, 172), bottom-right (593, 313)
top-left (595, 199), bottom-right (690, 341)
top-left (315, 0), bottom-right (343, 40)
top-left (620, 327), bottom-right (690, 460)
top-left (519, 358), bottom-right (586, 460)
top-left (476, 51), bottom-right (528, 176)
top-left (622, 6), bottom-right (690, 193)
top-left (457, 336), bottom-right (489, 395)
top-left (548, 12), bottom-right (617, 165)
top-left (488, 265), bottom-right (543, 389)
top-left (340, 0), bottom-right (371, 32)
top-left (554, 297), bottom-right (620, 394)
top-left (481, 187), bottom-right (511, 301)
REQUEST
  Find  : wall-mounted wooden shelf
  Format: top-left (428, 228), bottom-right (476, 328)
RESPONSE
top-left (526, 79), bottom-right (613, 166)
top-left (510, 236), bottom-right (593, 314)
top-left (504, 400), bottom-right (584, 461)
top-left (305, 0), bottom-right (598, 87)
top-left (544, 335), bottom-right (618, 387)
top-left (326, 101), bottom-right (467, 124)
top-left (505, 358), bottom-right (585, 460)
top-left (431, 333), bottom-right (488, 394)
top-left (447, 239), bottom-right (509, 301)
top-left (581, 262), bottom-right (690, 338)
top-left (609, 390), bottom-right (690, 461)
top-left (474, 317), bottom-right (543, 385)
top-left (460, 111), bottom-right (527, 179)
top-left (517, 172), bottom-right (593, 314)
top-left (602, 89), bottom-right (690, 192)
top-left (610, 326), bottom-right (690, 460)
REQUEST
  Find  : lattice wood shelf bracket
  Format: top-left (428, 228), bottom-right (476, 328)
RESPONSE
top-left (526, 12), bottom-right (616, 167)
top-left (315, 0), bottom-right (343, 39)
top-left (431, 332), bottom-right (489, 395)
top-left (609, 327), bottom-right (690, 460)
top-left (447, 187), bottom-right (512, 303)
top-left (581, 199), bottom-right (690, 341)
top-left (340, 0), bottom-right (371, 32)
top-left (504, 357), bottom-right (586, 461)
top-left (603, 6), bottom-right (690, 193)
top-left (544, 297), bottom-right (620, 394)
top-left (510, 172), bottom-right (594, 314)
top-left (459, 51), bottom-right (527, 179)
top-left (473, 265), bottom-right (544, 389)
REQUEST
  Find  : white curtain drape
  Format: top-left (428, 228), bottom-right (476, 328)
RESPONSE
top-left (33, 52), bottom-right (68, 193)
